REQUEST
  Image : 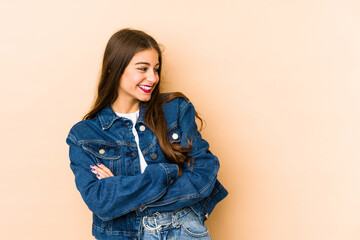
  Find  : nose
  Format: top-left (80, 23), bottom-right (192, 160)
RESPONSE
top-left (146, 69), bottom-right (158, 83)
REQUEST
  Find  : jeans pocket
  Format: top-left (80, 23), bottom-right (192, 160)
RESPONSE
top-left (181, 215), bottom-right (209, 238)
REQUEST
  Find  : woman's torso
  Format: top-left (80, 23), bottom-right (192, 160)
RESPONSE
top-left (66, 96), bottom-right (228, 239)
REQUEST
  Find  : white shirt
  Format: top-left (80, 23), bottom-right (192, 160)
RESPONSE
top-left (115, 110), bottom-right (148, 173)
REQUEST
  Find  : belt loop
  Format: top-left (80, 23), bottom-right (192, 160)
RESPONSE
top-left (172, 212), bottom-right (180, 228)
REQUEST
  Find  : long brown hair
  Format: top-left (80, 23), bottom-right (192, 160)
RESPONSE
top-left (84, 28), bottom-right (203, 169)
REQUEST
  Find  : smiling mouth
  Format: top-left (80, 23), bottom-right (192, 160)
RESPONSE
top-left (138, 85), bottom-right (152, 93)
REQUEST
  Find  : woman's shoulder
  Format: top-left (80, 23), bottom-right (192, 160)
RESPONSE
top-left (69, 118), bottom-right (96, 131)
top-left (66, 118), bottom-right (100, 144)
top-left (160, 92), bottom-right (192, 109)
top-left (160, 92), bottom-right (195, 126)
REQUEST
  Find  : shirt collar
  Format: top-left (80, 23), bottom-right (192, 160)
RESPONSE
top-left (98, 103), bottom-right (147, 130)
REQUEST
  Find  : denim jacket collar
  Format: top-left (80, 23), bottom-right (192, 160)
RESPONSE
top-left (98, 103), bottom-right (147, 130)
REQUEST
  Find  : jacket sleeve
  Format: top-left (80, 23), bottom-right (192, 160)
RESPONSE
top-left (66, 135), bottom-right (179, 221)
top-left (139, 99), bottom-right (219, 213)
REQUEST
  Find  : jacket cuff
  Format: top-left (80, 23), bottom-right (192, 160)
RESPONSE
top-left (159, 163), bottom-right (179, 186)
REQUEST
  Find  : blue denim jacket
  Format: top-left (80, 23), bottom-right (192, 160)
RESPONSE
top-left (66, 96), bottom-right (228, 239)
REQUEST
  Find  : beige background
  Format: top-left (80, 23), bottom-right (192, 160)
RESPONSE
top-left (1, 0), bottom-right (360, 239)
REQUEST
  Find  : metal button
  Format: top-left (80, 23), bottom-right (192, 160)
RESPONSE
top-left (139, 125), bottom-right (146, 131)
top-left (151, 153), bottom-right (158, 160)
top-left (172, 133), bottom-right (179, 140)
top-left (99, 149), bottom-right (105, 154)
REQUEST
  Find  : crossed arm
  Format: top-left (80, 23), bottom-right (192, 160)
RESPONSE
top-left (91, 163), bottom-right (182, 179)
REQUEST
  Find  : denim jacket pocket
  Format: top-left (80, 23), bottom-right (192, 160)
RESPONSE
top-left (82, 141), bottom-right (121, 160)
top-left (82, 141), bottom-right (121, 175)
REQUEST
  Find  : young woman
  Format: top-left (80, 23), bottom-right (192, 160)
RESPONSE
top-left (66, 28), bottom-right (227, 240)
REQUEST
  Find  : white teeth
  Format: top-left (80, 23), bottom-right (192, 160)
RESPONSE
top-left (139, 86), bottom-right (152, 90)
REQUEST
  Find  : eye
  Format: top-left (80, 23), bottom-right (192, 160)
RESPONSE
top-left (154, 68), bottom-right (160, 73)
top-left (137, 67), bottom-right (147, 72)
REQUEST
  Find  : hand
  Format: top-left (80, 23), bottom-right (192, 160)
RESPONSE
top-left (90, 163), bottom-right (114, 179)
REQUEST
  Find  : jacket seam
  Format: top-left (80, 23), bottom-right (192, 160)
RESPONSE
top-left (67, 133), bottom-right (80, 146)
top-left (142, 137), bottom-right (157, 155)
top-left (159, 163), bottom-right (170, 186)
top-left (77, 139), bottom-right (132, 146)
top-left (167, 121), bottom-right (178, 131)
top-left (179, 100), bottom-right (190, 117)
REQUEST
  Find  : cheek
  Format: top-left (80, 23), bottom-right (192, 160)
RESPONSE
top-left (122, 74), bottom-right (142, 88)
top-left (155, 75), bottom-right (160, 85)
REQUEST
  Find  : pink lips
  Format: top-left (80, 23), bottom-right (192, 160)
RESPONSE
top-left (138, 85), bottom-right (152, 93)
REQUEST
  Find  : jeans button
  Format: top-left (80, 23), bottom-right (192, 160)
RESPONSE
top-left (151, 153), bottom-right (158, 160)
top-left (139, 125), bottom-right (146, 131)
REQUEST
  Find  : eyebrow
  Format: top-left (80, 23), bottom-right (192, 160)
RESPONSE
top-left (135, 62), bottom-right (160, 66)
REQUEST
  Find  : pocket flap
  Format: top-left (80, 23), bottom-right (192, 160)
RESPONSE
top-left (82, 142), bottom-right (121, 159)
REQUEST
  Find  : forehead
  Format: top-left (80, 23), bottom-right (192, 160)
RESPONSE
top-left (130, 48), bottom-right (159, 64)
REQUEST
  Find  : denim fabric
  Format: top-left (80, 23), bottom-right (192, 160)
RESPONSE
top-left (141, 207), bottom-right (211, 240)
top-left (66, 95), bottom-right (228, 239)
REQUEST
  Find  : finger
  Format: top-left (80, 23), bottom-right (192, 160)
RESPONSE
top-left (90, 164), bottom-right (98, 174)
top-left (90, 165), bottom-right (106, 178)
top-left (92, 167), bottom-right (106, 179)
top-left (97, 163), bottom-right (115, 177)
top-left (90, 164), bottom-right (114, 179)
top-left (92, 165), bottom-right (112, 178)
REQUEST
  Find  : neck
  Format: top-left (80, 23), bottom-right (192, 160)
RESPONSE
top-left (111, 98), bottom-right (140, 114)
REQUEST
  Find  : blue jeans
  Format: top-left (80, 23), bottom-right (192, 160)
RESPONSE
top-left (141, 207), bottom-right (212, 240)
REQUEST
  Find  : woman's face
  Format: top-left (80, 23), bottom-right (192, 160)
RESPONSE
top-left (118, 48), bottom-right (160, 105)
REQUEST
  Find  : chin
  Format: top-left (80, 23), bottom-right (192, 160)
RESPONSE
top-left (137, 95), bottom-right (152, 102)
